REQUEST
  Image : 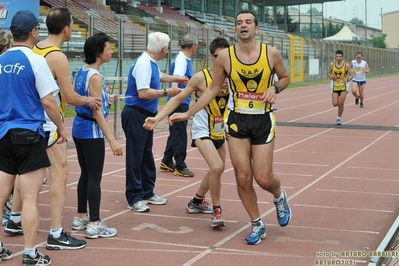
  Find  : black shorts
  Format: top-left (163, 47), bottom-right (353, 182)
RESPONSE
top-left (353, 80), bottom-right (366, 86)
top-left (191, 137), bottom-right (225, 150)
top-left (0, 131), bottom-right (50, 175)
top-left (224, 110), bottom-right (276, 145)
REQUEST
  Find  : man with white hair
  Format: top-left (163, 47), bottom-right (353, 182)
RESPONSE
top-left (121, 32), bottom-right (188, 212)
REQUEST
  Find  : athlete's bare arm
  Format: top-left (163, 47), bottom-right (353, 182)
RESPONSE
top-left (262, 46), bottom-right (290, 104)
top-left (143, 71), bottom-right (206, 130)
top-left (46, 51), bottom-right (101, 109)
top-left (346, 63), bottom-right (354, 81)
top-left (328, 62), bottom-right (335, 80)
top-left (89, 74), bottom-right (122, 156)
top-left (365, 62), bottom-right (370, 73)
top-left (170, 49), bottom-right (228, 125)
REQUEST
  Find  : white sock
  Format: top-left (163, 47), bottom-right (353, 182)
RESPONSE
top-left (50, 228), bottom-right (63, 238)
top-left (24, 247), bottom-right (36, 258)
top-left (273, 191), bottom-right (284, 202)
top-left (10, 212), bottom-right (22, 223)
top-left (251, 217), bottom-right (264, 227)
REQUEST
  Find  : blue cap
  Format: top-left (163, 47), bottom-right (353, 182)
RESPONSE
top-left (10, 10), bottom-right (44, 34)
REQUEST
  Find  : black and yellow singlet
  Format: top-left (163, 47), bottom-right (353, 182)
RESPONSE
top-left (32, 45), bottom-right (66, 118)
top-left (192, 68), bottom-right (229, 140)
top-left (227, 43), bottom-right (274, 114)
top-left (331, 61), bottom-right (347, 92)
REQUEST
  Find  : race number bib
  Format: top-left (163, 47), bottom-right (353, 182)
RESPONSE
top-left (237, 92), bottom-right (265, 114)
top-left (213, 116), bottom-right (225, 134)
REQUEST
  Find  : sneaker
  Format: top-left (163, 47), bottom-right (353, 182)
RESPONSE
top-left (0, 247), bottom-right (12, 262)
top-left (4, 219), bottom-right (23, 235)
top-left (3, 194), bottom-right (12, 220)
top-left (244, 221), bottom-right (266, 245)
top-left (211, 208), bottom-right (225, 228)
top-left (143, 195), bottom-right (167, 205)
top-left (186, 198), bottom-right (213, 214)
top-left (355, 96), bottom-right (359, 105)
top-left (174, 168), bottom-right (195, 177)
top-left (72, 215), bottom-right (90, 230)
top-left (127, 200), bottom-right (150, 212)
top-left (46, 230), bottom-right (86, 250)
top-left (274, 189), bottom-right (292, 227)
top-left (360, 103), bottom-right (364, 108)
top-left (336, 117), bottom-right (342, 125)
top-left (85, 220), bottom-right (117, 239)
top-left (159, 162), bottom-right (175, 172)
top-left (22, 250), bottom-right (51, 266)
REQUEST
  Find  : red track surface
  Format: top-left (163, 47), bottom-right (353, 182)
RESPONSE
top-left (2, 75), bottom-right (398, 266)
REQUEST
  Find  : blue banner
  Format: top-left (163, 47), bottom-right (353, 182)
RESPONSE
top-left (0, 0), bottom-right (40, 29)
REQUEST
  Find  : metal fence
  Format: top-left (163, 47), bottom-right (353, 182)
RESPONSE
top-left (61, 10), bottom-right (399, 86)
top-left (56, 8), bottom-right (399, 138)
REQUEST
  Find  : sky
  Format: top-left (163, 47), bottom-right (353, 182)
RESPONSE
top-left (323, 0), bottom-right (399, 30)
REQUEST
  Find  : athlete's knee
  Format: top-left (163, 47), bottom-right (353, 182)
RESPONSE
top-left (209, 164), bottom-right (224, 179)
top-left (235, 173), bottom-right (252, 190)
top-left (255, 172), bottom-right (274, 189)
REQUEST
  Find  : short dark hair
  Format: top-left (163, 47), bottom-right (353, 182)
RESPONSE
top-left (11, 31), bottom-right (30, 42)
top-left (209, 37), bottom-right (229, 54)
top-left (46, 7), bottom-right (72, 35)
top-left (84, 32), bottom-right (110, 64)
top-left (356, 52), bottom-right (363, 57)
top-left (336, 50), bottom-right (344, 56)
top-left (235, 10), bottom-right (258, 27)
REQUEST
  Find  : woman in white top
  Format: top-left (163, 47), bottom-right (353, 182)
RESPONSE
top-left (350, 52), bottom-right (370, 108)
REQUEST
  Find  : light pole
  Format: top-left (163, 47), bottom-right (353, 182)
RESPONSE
top-left (365, 0), bottom-right (367, 46)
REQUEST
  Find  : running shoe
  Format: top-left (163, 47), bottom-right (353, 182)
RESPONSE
top-left (159, 162), bottom-right (175, 172)
top-left (274, 189), bottom-right (292, 227)
top-left (46, 230), bottom-right (86, 250)
top-left (336, 117), bottom-right (342, 125)
top-left (244, 221), bottom-right (266, 245)
top-left (186, 198), bottom-right (213, 214)
top-left (360, 103), bottom-right (364, 108)
top-left (4, 219), bottom-right (23, 235)
top-left (174, 168), bottom-right (194, 177)
top-left (72, 215), bottom-right (90, 230)
top-left (355, 96), bottom-right (359, 105)
top-left (143, 195), bottom-right (167, 205)
top-left (127, 200), bottom-right (150, 212)
top-left (211, 208), bottom-right (225, 228)
top-left (0, 247), bottom-right (12, 262)
top-left (85, 220), bottom-right (117, 239)
top-left (22, 250), bottom-right (51, 266)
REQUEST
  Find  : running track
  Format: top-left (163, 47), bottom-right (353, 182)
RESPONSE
top-left (1, 75), bottom-right (398, 266)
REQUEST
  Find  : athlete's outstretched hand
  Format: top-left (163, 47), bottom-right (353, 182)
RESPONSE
top-left (169, 112), bottom-right (190, 126)
top-left (143, 117), bottom-right (159, 131)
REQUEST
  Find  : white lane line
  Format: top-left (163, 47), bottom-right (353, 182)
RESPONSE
top-left (287, 91), bottom-right (398, 123)
top-left (316, 188), bottom-right (399, 197)
top-left (182, 131), bottom-right (390, 266)
top-left (347, 166), bottom-right (399, 171)
top-left (333, 176), bottom-right (399, 182)
top-left (293, 204), bottom-right (394, 213)
top-left (275, 162), bottom-right (329, 167)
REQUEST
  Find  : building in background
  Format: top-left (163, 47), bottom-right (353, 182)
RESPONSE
top-left (382, 10), bottom-right (399, 49)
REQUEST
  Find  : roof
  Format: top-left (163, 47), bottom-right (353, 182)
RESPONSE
top-left (253, 0), bottom-right (341, 6)
top-left (323, 25), bottom-right (360, 42)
